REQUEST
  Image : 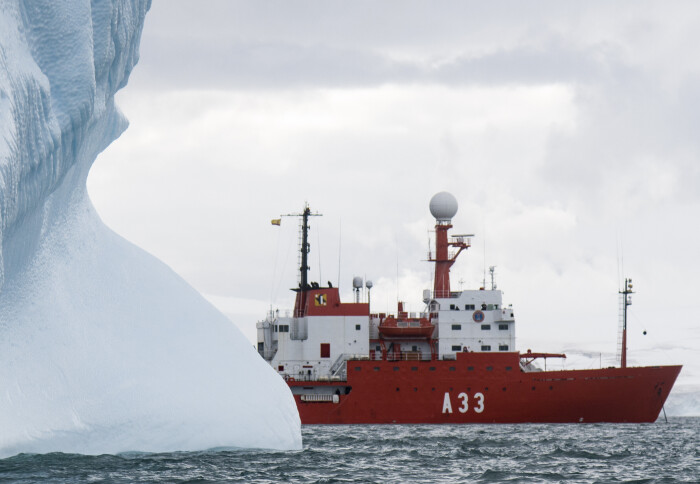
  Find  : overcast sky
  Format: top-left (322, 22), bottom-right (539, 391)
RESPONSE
top-left (87, 1), bottom-right (700, 403)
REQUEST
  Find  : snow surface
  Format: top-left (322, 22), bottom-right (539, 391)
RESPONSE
top-left (0, 0), bottom-right (301, 456)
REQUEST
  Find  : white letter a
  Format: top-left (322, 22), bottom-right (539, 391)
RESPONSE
top-left (442, 392), bottom-right (453, 414)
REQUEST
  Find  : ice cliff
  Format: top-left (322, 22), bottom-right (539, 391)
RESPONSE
top-left (0, 0), bottom-right (301, 456)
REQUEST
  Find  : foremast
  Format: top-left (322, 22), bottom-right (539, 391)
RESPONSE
top-left (281, 203), bottom-right (322, 317)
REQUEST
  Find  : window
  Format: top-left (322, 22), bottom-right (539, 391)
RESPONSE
top-left (449, 367), bottom-right (456, 371)
top-left (274, 325), bottom-right (278, 332)
top-left (355, 367), bottom-right (362, 371)
top-left (257, 342), bottom-right (264, 353)
top-left (411, 367), bottom-right (418, 371)
top-left (355, 324), bottom-right (361, 330)
top-left (505, 366), bottom-right (512, 371)
top-left (449, 304), bottom-right (456, 310)
top-left (499, 324), bottom-right (509, 330)
top-left (320, 343), bottom-right (330, 358)
top-left (494, 304), bottom-right (499, 309)
top-left (412, 345), bottom-right (418, 351)
top-left (481, 324), bottom-right (491, 330)
top-left (393, 366), bottom-right (400, 371)
top-left (487, 304), bottom-right (494, 310)
top-left (375, 345), bottom-right (381, 351)
top-left (465, 304), bottom-right (475, 310)
top-left (499, 345), bottom-right (509, 351)
top-left (429, 367), bottom-right (436, 371)
top-left (467, 366), bottom-right (474, 371)
top-left (278, 365), bottom-right (284, 371)
top-left (481, 345), bottom-right (491, 351)
top-left (486, 366), bottom-right (493, 371)
top-left (278, 324), bottom-right (289, 332)
top-left (451, 324), bottom-right (462, 330)
top-left (374, 367), bottom-right (380, 371)
top-left (451, 345), bottom-right (462, 351)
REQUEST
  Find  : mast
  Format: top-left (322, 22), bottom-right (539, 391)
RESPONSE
top-left (282, 203), bottom-right (322, 290)
top-left (619, 278), bottom-right (634, 368)
top-left (299, 205), bottom-right (311, 289)
top-left (428, 192), bottom-right (471, 298)
top-left (281, 203), bottom-right (322, 317)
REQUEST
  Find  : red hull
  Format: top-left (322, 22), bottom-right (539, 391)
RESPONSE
top-left (289, 352), bottom-right (681, 424)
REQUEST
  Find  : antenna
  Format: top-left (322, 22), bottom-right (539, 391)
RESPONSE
top-left (316, 224), bottom-right (322, 286)
top-left (365, 279), bottom-right (373, 309)
top-left (482, 214), bottom-right (487, 290)
top-left (489, 266), bottom-right (497, 290)
top-left (337, 217), bottom-right (342, 288)
top-left (353, 276), bottom-right (363, 303)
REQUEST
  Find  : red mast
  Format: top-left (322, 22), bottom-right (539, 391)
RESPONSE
top-left (428, 192), bottom-right (470, 299)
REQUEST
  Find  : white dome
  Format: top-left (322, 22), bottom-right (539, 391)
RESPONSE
top-left (429, 192), bottom-right (458, 222)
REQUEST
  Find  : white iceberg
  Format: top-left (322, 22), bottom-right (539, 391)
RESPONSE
top-left (0, 0), bottom-right (300, 456)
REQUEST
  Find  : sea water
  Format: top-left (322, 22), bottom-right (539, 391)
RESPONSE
top-left (1, 418), bottom-right (698, 483)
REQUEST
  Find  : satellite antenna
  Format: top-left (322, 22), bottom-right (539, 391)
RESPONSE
top-left (365, 280), bottom-right (373, 308)
top-left (353, 276), bottom-right (363, 303)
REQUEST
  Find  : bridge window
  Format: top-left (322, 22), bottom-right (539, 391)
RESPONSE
top-left (320, 343), bottom-right (330, 358)
top-left (451, 324), bottom-right (461, 330)
top-left (279, 324), bottom-right (289, 332)
top-left (451, 345), bottom-right (462, 351)
top-left (356, 324), bottom-right (361, 330)
top-left (499, 324), bottom-right (509, 330)
top-left (481, 324), bottom-right (491, 330)
top-left (481, 345), bottom-right (491, 351)
top-left (465, 304), bottom-right (475, 310)
top-left (499, 345), bottom-right (509, 351)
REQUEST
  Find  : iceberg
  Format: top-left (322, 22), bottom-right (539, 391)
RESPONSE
top-left (0, 0), bottom-right (301, 456)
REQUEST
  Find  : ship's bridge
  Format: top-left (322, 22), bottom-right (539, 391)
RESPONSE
top-left (427, 288), bottom-right (516, 357)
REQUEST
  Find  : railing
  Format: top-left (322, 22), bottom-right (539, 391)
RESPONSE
top-left (368, 350), bottom-right (433, 362)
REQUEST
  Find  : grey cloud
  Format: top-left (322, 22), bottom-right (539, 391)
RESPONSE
top-left (133, 36), bottom-right (620, 90)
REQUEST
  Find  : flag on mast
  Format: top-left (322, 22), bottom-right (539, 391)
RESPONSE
top-left (271, 218), bottom-right (281, 226)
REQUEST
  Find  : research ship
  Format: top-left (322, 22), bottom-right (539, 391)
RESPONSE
top-left (256, 192), bottom-right (681, 423)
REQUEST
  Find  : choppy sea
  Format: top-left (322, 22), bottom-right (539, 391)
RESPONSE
top-left (1, 418), bottom-right (698, 483)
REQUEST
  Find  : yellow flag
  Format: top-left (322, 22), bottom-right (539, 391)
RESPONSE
top-left (271, 219), bottom-right (281, 226)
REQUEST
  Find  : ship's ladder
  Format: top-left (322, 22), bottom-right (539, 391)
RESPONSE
top-left (329, 353), bottom-right (350, 380)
